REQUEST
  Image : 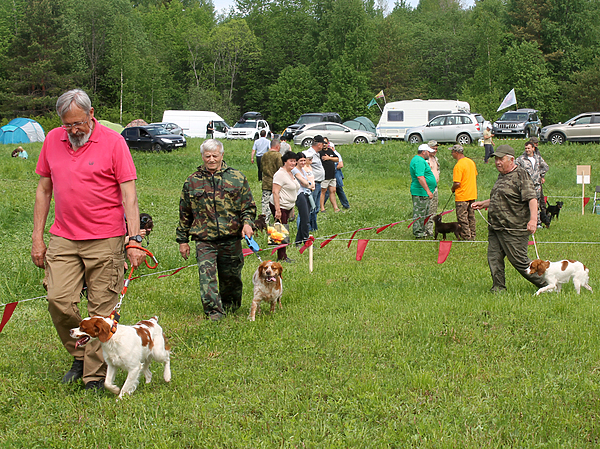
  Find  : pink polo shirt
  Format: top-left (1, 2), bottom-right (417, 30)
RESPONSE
top-left (36, 118), bottom-right (137, 240)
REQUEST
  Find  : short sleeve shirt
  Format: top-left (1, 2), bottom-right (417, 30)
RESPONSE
top-left (318, 148), bottom-right (336, 180)
top-left (270, 168), bottom-right (299, 210)
top-left (260, 151), bottom-right (282, 191)
top-left (453, 157), bottom-right (478, 202)
top-left (36, 118), bottom-right (137, 240)
top-left (252, 137), bottom-right (270, 157)
top-left (410, 154), bottom-right (437, 196)
top-left (488, 166), bottom-right (536, 235)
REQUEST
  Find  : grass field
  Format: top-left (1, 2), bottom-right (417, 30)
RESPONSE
top-left (0, 137), bottom-right (599, 448)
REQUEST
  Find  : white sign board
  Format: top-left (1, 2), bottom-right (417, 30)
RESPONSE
top-left (577, 165), bottom-right (591, 184)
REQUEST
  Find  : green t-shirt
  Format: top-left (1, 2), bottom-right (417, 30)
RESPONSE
top-left (410, 154), bottom-right (437, 196)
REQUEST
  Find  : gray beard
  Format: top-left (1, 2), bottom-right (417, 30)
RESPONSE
top-left (68, 128), bottom-right (92, 149)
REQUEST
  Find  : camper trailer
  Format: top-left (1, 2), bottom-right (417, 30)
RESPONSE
top-left (161, 110), bottom-right (230, 138)
top-left (376, 100), bottom-right (470, 140)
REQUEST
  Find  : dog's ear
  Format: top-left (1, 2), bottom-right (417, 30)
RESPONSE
top-left (273, 262), bottom-right (283, 277)
top-left (95, 319), bottom-right (112, 343)
top-left (535, 260), bottom-right (548, 276)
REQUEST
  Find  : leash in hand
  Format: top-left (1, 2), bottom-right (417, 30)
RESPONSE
top-left (245, 235), bottom-right (262, 262)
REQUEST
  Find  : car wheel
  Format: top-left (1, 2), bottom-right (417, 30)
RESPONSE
top-left (549, 132), bottom-right (565, 145)
top-left (301, 138), bottom-right (314, 147)
top-left (524, 129), bottom-right (530, 139)
top-left (408, 134), bottom-right (422, 144)
top-left (152, 143), bottom-right (162, 153)
top-left (253, 134), bottom-right (259, 140)
top-left (354, 136), bottom-right (368, 144)
top-left (457, 133), bottom-right (471, 145)
top-left (267, 132), bottom-right (272, 139)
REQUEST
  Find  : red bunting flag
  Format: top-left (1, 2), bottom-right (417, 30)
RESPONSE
top-left (376, 222), bottom-right (400, 234)
top-left (347, 228), bottom-right (374, 248)
top-left (158, 266), bottom-right (187, 278)
top-left (407, 219), bottom-right (417, 229)
top-left (271, 244), bottom-right (288, 255)
top-left (441, 209), bottom-right (453, 216)
top-left (0, 302), bottom-right (18, 333)
top-left (356, 239), bottom-right (369, 261)
top-left (437, 241), bottom-right (452, 264)
top-left (299, 236), bottom-right (316, 254)
top-left (242, 248), bottom-right (254, 257)
top-left (584, 197), bottom-right (590, 207)
top-left (320, 234), bottom-right (337, 248)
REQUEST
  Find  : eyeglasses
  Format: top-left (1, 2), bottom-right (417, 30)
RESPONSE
top-left (61, 120), bottom-right (88, 130)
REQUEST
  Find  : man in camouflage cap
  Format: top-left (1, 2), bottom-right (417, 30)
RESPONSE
top-left (177, 139), bottom-right (257, 321)
top-left (472, 145), bottom-right (547, 293)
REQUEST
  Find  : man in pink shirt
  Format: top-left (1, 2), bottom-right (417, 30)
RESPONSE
top-left (31, 89), bottom-right (146, 391)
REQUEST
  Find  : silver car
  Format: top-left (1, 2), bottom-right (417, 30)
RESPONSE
top-left (540, 112), bottom-right (600, 144)
top-left (404, 113), bottom-right (483, 145)
top-left (149, 122), bottom-right (183, 135)
top-left (293, 122), bottom-right (377, 147)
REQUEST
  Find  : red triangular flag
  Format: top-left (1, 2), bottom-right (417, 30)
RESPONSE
top-left (437, 241), bottom-right (452, 264)
top-left (441, 209), bottom-right (454, 216)
top-left (242, 248), bottom-right (254, 257)
top-left (319, 234), bottom-right (337, 249)
top-left (584, 197), bottom-right (590, 207)
top-left (544, 196), bottom-right (547, 204)
top-left (271, 244), bottom-right (287, 255)
top-left (347, 228), bottom-right (373, 248)
top-left (356, 239), bottom-right (369, 261)
top-left (377, 222), bottom-right (401, 234)
top-left (299, 236), bottom-right (315, 254)
top-left (528, 240), bottom-right (535, 245)
top-left (0, 302), bottom-right (18, 333)
top-left (158, 266), bottom-right (187, 278)
top-left (424, 215), bottom-right (433, 225)
top-left (407, 218), bottom-right (418, 229)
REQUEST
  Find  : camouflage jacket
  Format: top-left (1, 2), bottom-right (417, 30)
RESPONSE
top-left (515, 151), bottom-right (549, 187)
top-left (487, 165), bottom-right (536, 235)
top-left (176, 162), bottom-right (256, 243)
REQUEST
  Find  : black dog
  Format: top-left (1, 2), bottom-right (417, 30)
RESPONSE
top-left (546, 201), bottom-right (563, 222)
top-left (433, 214), bottom-right (462, 240)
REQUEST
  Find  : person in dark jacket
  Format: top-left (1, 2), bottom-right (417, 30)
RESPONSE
top-left (176, 139), bottom-right (256, 321)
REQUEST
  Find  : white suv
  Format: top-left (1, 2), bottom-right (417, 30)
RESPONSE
top-left (404, 113), bottom-right (483, 145)
top-left (226, 119), bottom-right (271, 140)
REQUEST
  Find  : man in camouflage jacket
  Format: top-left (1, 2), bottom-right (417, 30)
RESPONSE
top-left (472, 145), bottom-right (547, 293)
top-left (177, 139), bottom-right (256, 321)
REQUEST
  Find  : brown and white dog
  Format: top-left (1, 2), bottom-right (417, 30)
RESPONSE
top-left (527, 259), bottom-right (593, 295)
top-left (249, 261), bottom-right (283, 321)
top-left (70, 315), bottom-right (171, 398)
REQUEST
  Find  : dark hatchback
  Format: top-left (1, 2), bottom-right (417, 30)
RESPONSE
top-left (121, 126), bottom-right (187, 152)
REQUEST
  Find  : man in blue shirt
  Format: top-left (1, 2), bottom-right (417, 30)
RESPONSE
top-left (409, 144), bottom-right (437, 238)
top-left (250, 130), bottom-right (270, 181)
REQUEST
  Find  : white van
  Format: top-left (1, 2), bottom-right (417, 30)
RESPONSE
top-left (161, 110), bottom-right (230, 138)
top-left (376, 99), bottom-right (470, 140)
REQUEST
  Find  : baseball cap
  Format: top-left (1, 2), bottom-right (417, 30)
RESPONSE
top-left (449, 144), bottom-right (464, 153)
top-left (428, 140), bottom-right (438, 148)
top-left (418, 143), bottom-right (434, 153)
top-left (492, 144), bottom-right (515, 158)
top-left (313, 135), bottom-right (324, 143)
top-left (529, 136), bottom-right (539, 144)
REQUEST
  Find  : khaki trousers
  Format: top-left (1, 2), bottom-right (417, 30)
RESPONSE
top-left (45, 235), bottom-right (125, 383)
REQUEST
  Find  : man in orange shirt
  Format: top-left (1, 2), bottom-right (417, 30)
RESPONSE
top-left (451, 144), bottom-right (478, 240)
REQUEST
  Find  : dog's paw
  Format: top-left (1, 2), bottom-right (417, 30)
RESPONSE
top-left (104, 384), bottom-right (120, 395)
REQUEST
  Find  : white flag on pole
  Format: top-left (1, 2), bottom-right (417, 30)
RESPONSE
top-left (497, 89), bottom-right (517, 112)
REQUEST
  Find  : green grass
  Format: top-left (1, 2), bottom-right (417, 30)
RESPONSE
top-left (0, 138), bottom-right (599, 447)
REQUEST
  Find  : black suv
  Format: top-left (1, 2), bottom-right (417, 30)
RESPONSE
top-left (492, 108), bottom-right (542, 139)
top-left (122, 126), bottom-right (186, 152)
top-left (281, 113), bottom-right (342, 141)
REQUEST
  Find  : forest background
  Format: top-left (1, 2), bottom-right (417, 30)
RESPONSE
top-left (1, 0), bottom-right (600, 133)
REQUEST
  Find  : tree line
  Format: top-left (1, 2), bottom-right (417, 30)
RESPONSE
top-left (0, 0), bottom-right (599, 133)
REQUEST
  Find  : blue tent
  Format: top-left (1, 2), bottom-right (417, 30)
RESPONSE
top-left (0, 118), bottom-right (45, 144)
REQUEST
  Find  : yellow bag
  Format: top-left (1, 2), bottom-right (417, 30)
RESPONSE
top-left (267, 222), bottom-right (290, 245)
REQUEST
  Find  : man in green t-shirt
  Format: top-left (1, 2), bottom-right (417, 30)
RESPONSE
top-left (409, 144), bottom-right (437, 238)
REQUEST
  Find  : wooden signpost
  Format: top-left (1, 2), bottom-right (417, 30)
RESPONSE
top-left (576, 165), bottom-right (591, 215)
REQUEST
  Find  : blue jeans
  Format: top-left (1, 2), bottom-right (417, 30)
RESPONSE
top-left (309, 182), bottom-right (321, 231)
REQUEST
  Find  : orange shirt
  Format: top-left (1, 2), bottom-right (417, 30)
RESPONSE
top-left (453, 157), bottom-right (478, 202)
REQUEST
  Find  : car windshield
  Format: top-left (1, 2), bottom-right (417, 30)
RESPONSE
top-left (144, 127), bottom-right (165, 136)
top-left (233, 121), bottom-right (257, 129)
top-left (500, 112), bottom-right (528, 121)
top-left (297, 116), bottom-right (322, 125)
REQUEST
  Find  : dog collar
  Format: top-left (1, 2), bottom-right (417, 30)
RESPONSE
top-left (107, 310), bottom-right (120, 341)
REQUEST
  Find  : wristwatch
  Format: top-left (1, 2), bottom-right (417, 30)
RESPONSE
top-left (129, 235), bottom-right (143, 244)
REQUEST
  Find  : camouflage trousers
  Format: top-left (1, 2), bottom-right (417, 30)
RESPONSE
top-left (455, 200), bottom-right (476, 240)
top-left (412, 195), bottom-right (432, 238)
top-left (196, 239), bottom-right (244, 316)
top-left (487, 228), bottom-right (547, 292)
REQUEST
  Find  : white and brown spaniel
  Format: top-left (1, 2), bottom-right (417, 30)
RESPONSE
top-left (249, 260), bottom-right (283, 321)
top-left (527, 259), bottom-right (593, 295)
top-left (70, 315), bottom-right (171, 398)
